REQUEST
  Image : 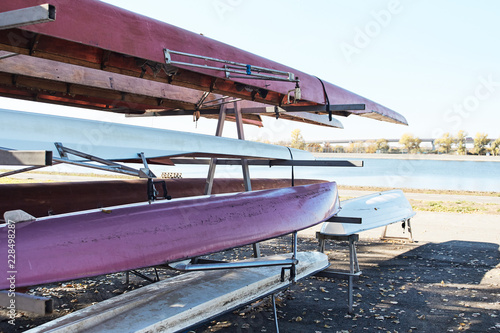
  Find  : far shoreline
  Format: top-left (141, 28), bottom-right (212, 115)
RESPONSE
top-left (314, 152), bottom-right (500, 162)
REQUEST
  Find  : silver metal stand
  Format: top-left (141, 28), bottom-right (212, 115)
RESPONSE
top-left (204, 103), bottom-right (227, 195)
top-left (381, 218), bottom-right (414, 242)
top-left (316, 233), bottom-right (361, 314)
top-left (204, 100), bottom-right (261, 257)
top-left (169, 231), bottom-right (299, 332)
top-left (271, 293), bottom-right (280, 333)
top-left (170, 231), bottom-right (298, 278)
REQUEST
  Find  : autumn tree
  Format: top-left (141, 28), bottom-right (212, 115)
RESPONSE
top-left (346, 141), bottom-right (365, 153)
top-left (376, 139), bottom-right (389, 153)
top-left (334, 145), bottom-right (345, 153)
top-left (365, 140), bottom-right (377, 153)
top-left (473, 132), bottom-right (490, 155)
top-left (455, 130), bottom-right (467, 155)
top-left (490, 138), bottom-right (500, 156)
top-left (306, 142), bottom-right (322, 152)
top-left (323, 142), bottom-right (332, 153)
top-left (290, 129), bottom-right (306, 150)
top-left (435, 132), bottom-right (454, 154)
top-left (399, 134), bottom-right (421, 153)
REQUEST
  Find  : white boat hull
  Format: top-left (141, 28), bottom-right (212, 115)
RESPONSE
top-left (320, 190), bottom-right (415, 236)
top-left (0, 109), bottom-right (313, 161)
top-left (26, 252), bottom-right (328, 333)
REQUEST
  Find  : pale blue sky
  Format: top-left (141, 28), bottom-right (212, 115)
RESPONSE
top-left (3, 0), bottom-right (499, 142)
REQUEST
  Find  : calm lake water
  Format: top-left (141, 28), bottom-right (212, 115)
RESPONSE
top-left (161, 158), bottom-right (500, 192)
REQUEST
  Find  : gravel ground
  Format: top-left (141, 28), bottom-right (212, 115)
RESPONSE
top-left (1, 218), bottom-right (499, 333)
top-left (195, 231), bottom-right (500, 333)
top-left (1, 200), bottom-right (499, 332)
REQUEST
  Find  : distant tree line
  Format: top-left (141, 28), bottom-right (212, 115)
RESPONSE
top-left (401, 131), bottom-right (500, 156)
top-left (254, 129), bottom-right (500, 156)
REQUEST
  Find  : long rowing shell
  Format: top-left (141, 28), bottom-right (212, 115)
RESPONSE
top-left (0, 178), bottom-right (327, 218)
top-left (0, 0), bottom-right (407, 125)
top-left (0, 181), bottom-right (339, 289)
top-left (0, 109), bottom-right (313, 161)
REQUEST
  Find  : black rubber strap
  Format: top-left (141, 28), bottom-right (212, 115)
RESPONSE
top-left (315, 76), bottom-right (332, 121)
top-left (286, 147), bottom-right (295, 187)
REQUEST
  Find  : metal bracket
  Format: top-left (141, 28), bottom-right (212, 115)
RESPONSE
top-left (169, 232), bottom-right (299, 282)
top-left (138, 152), bottom-right (156, 179)
top-left (125, 268), bottom-right (160, 285)
top-left (170, 258), bottom-right (298, 271)
top-left (280, 231), bottom-right (298, 282)
top-left (200, 95), bottom-right (242, 109)
top-left (0, 4), bottom-right (56, 30)
top-left (53, 142), bottom-right (150, 178)
top-left (164, 49), bottom-right (299, 84)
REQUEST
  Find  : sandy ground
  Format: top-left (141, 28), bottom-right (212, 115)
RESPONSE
top-left (1, 191), bottom-right (499, 332)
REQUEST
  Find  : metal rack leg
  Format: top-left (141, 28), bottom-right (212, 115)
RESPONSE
top-left (272, 293), bottom-right (280, 333)
top-left (253, 243), bottom-right (261, 258)
top-left (319, 238), bottom-right (325, 253)
top-left (348, 236), bottom-right (357, 314)
top-left (407, 219), bottom-right (414, 242)
top-left (348, 275), bottom-right (353, 314)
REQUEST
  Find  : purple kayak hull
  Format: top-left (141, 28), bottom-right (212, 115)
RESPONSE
top-left (0, 182), bottom-right (338, 289)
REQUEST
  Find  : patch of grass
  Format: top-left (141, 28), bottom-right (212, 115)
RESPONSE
top-left (410, 199), bottom-right (499, 214)
top-left (338, 185), bottom-right (499, 197)
top-left (0, 169), bottom-right (135, 184)
top-left (0, 178), bottom-right (54, 184)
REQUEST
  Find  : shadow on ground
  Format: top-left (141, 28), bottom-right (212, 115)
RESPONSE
top-left (1, 238), bottom-right (499, 333)
top-left (196, 238), bottom-right (500, 333)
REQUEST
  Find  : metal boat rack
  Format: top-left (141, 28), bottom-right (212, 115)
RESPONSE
top-left (123, 231), bottom-right (301, 333)
top-left (164, 49), bottom-right (301, 105)
top-left (164, 49), bottom-right (299, 84)
top-left (315, 217), bottom-right (414, 314)
top-left (170, 231), bottom-right (299, 282)
top-left (0, 100), bottom-right (361, 330)
top-left (316, 232), bottom-right (362, 314)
